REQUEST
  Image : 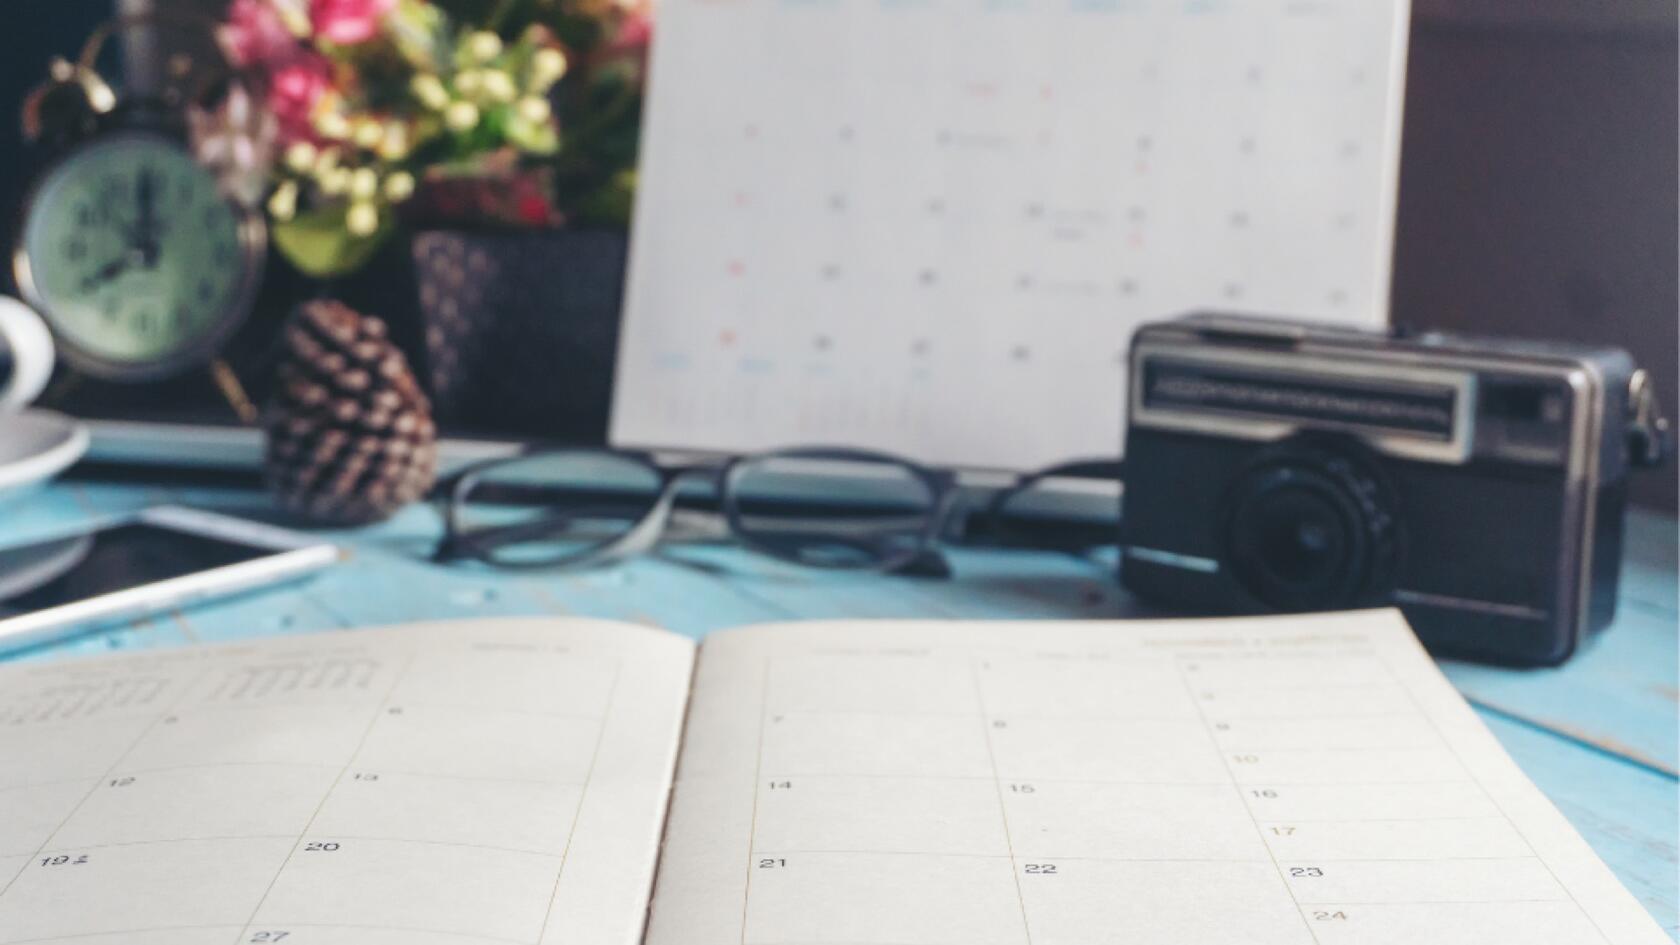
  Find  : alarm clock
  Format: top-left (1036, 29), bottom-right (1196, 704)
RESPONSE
top-left (12, 16), bottom-right (265, 382)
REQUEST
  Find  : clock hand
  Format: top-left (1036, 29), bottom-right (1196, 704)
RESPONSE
top-left (81, 254), bottom-right (132, 291)
top-left (135, 168), bottom-right (160, 267)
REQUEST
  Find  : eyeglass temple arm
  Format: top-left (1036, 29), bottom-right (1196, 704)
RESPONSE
top-left (434, 497), bottom-right (662, 562)
top-left (888, 547), bottom-right (952, 578)
top-left (434, 512), bottom-right (572, 561)
top-left (579, 479), bottom-right (689, 564)
top-left (978, 457), bottom-right (1124, 541)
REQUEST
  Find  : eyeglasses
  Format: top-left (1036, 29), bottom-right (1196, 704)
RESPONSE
top-left (432, 447), bottom-right (960, 573)
top-left (979, 458), bottom-right (1124, 552)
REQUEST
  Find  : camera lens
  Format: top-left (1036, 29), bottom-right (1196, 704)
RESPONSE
top-left (1222, 441), bottom-right (1398, 611)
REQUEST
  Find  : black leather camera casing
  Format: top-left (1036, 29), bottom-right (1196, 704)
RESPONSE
top-left (1119, 314), bottom-right (1669, 666)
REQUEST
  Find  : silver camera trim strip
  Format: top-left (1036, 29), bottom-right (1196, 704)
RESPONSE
top-left (1129, 342), bottom-right (1479, 465)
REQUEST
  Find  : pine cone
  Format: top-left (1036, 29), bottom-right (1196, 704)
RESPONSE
top-left (263, 300), bottom-right (438, 526)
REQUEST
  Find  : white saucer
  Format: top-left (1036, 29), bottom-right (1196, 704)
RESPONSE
top-left (0, 410), bottom-right (91, 508)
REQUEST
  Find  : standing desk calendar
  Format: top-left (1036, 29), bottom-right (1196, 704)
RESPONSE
top-left (613, 0), bottom-right (1411, 469)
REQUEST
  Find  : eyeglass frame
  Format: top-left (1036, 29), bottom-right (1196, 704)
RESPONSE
top-left (431, 446), bottom-right (962, 573)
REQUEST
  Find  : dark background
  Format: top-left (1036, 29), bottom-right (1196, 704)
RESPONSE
top-left (3, 0), bottom-right (1675, 511)
top-left (1399, 0), bottom-right (1677, 513)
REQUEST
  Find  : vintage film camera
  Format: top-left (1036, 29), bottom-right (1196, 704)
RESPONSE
top-left (1119, 314), bottom-right (1671, 666)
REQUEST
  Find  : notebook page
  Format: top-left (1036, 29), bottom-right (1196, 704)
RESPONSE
top-left (0, 618), bottom-right (693, 945)
top-left (645, 610), bottom-right (1668, 945)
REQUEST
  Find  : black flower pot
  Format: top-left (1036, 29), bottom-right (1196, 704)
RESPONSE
top-left (412, 228), bottom-right (629, 443)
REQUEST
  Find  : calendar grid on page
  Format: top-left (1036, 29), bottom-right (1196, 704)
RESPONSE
top-left (0, 624), bottom-right (688, 945)
top-left (728, 637), bottom-right (1612, 944)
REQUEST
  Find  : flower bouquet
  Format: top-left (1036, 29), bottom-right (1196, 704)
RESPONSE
top-left (217, 0), bottom-right (649, 277)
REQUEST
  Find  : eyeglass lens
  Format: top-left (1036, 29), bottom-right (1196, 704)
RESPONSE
top-left (454, 452), bottom-right (664, 566)
top-left (726, 454), bottom-right (938, 568)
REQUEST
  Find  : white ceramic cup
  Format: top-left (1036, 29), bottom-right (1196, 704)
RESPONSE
top-left (0, 297), bottom-right (54, 411)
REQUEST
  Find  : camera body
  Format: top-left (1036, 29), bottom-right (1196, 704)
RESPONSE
top-left (1119, 314), bottom-right (1671, 666)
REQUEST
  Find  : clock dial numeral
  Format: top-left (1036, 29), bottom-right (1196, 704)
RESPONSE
top-left (75, 204), bottom-right (110, 228)
top-left (97, 175), bottom-right (128, 203)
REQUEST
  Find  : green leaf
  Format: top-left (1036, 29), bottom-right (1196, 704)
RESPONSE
top-left (271, 205), bottom-right (396, 279)
top-left (569, 169), bottom-right (635, 229)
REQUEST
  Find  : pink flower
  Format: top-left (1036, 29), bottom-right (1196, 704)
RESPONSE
top-left (595, 9), bottom-right (651, 73)
top-left (310, 0), bottom-right (395, 45)
top-left (607, 11), bottom-right (652, 56)
top-left (221, 0), bottom-right (299, 67)
top-left (268, 54), bottom-right (334, 144)
top-left (517, 192), bottom-right (553, 227)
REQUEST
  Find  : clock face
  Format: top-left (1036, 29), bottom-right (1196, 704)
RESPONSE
top-left (16, 131), bottom-right (261, 379)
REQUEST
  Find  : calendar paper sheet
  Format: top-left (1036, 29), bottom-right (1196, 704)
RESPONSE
top-left (612, 0), bottom-right (1411, 469)
top-left (0, 611), bottom-right (1667, 945)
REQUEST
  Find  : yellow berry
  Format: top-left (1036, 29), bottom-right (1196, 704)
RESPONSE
top-left (377, 122), bottom-right (411, 160)
top-left (314, 110), bottom-right (350, 140)
top-left (410, 73), bottom-right (449, 110)
top-left (516, 96), bottom-right (551, 124)
top-left (353, 119), bottom-right (384, 149)
top-left (444, 100), bottom-right (480, 132)
top-left (284, 141), bottom-right (318, 173)
top-left (346, 201), bottom-right (380, 237)
top-left (466, 31), bottom-right (502, 62)
top-left (349, 168), bottom-right (379, 201)
top-left (319, 166), bottom-right (351, 196)
top-left (267, 180), bottom-right (298, 221)
top-left (384, 171), bottom-right (416, 202)
top-left (482, 69), bottom-right (516, 103)
top-left (275, 4), bottom-right (310, 37)
top-left (455, 69), bottom-right (484, 97)
top-left (529, 47), bottom-right (568, 89)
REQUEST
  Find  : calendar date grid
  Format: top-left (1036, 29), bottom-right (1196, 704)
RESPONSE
top-left (0, 649), bottom-right (638, 945)
top-left (733, 645), bottom-right (1603, 945)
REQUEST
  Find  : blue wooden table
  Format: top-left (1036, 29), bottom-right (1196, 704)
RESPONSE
top-left (4, 477), bottom-right (1676, 938)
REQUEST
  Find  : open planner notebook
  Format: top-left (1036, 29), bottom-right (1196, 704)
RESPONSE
top-left (0, 611), bottom-right (1666, 945)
